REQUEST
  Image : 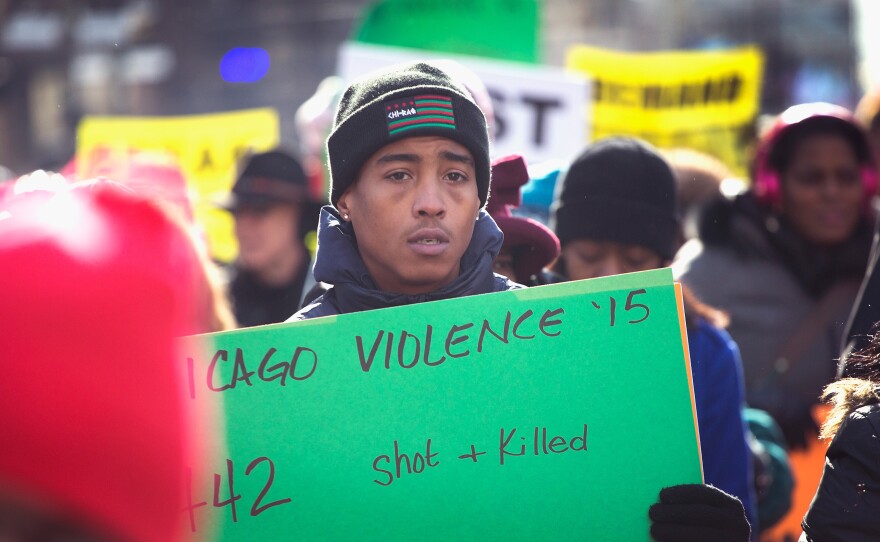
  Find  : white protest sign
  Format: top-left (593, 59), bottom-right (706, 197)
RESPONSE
top-left (338, 42), bottom-right (590, 164)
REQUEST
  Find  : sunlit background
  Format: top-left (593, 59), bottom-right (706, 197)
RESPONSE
top-left (0, 0), bottom-right (875, 174)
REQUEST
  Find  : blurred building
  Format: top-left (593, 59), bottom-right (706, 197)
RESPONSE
top-left (0, 0), bottom-right (861, 174)
top-left (0, 0), bottom-right (370, 173)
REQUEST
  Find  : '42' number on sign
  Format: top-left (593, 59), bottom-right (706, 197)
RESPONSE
top-left (185, 456), bottom-right (292, 532)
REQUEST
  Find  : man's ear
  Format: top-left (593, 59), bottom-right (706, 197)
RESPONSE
top-left (337, 188), bottom-right (353, 219)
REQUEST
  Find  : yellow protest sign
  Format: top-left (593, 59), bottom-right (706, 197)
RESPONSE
top-left (76, 109), bottom-right (280, 262)
top-left (566, 45), bottom-right (763, 176)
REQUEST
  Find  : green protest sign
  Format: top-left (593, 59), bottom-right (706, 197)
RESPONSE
top-left (354, 0), bottom-right (539, 63)
top-left (180, 268), bottom-right (701, 541)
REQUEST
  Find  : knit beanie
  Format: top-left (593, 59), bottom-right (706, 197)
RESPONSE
top-left (327, 61), bottom-right (490, 207)
top-left (551, 137), bottom-right (680, 260)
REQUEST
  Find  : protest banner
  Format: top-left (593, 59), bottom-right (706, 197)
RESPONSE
top-left (76, 108), bottom-right (279, 263)
top-left (339, 42), bottom-right (590, 164)
top-left (179, 268), bottom-right (702, 541)
top-left (355, 0), bottom-right (539, 63)
top-left (566, 45), bottom-right (763, 176)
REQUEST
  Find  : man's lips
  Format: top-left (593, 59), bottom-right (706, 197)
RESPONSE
top-left (407, 228), bottom-right (450, 255)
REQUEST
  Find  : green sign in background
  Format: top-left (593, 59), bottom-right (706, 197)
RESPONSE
top-left (181, 268), bottom-right (701, 541)
top-left (355, 0), bottom-right (540, 63)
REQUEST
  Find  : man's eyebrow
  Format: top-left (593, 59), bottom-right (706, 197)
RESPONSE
top-left (376, 153), bottom-right (420, 164)
top-left (440, 150), bottom-right (474, 166)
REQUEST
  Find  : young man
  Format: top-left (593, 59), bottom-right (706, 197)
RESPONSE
top-left (290, 62), bottom-right (516, 319)
top-left (289, 61), bottom-right (750, 542)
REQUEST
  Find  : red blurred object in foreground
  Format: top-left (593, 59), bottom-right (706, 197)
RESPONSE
top-left (0, 185), bottom-right (209, 542)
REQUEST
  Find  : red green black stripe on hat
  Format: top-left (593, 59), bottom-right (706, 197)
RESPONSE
top-left (384, 94), bottom-right (456, 135)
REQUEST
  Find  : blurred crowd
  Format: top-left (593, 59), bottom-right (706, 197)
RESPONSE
top-left (2, 47), bottom-right (880, 542)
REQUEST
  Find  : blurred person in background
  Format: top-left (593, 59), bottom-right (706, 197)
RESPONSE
top-left (0, 183), bottom-right (217, 542)
top-left (799, 326), bottom-right (880, 542)
top-left (219, 149), bottom-right (320, 327)
top-left (486, 154), bottom-right (559, 284)
top-left (544, 137), bottom-right (758, 535)
top-left (674, 103), bottom-right (878, 450)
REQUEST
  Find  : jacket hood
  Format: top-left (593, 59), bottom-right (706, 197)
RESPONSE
top-left (311, 205), bottom-right (505, 313)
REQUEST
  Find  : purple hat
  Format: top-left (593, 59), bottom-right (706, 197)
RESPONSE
top-left (487, 155), bottom-right (560, 283)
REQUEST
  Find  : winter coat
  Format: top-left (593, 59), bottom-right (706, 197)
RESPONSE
top-left (673, 193), bottom-right (872, 444)
top-left (800, 400), bottom-right (880, 542)
top-left (289, 206), bottom-right (521, 320)
top-left (227, 261), bottom-right (311, 327)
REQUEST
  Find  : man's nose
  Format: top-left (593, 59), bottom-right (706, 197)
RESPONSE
top-left (413, 178), bottom-right (446, 218)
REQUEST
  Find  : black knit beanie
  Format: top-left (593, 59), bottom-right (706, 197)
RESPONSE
top-left (327, 61), bottom-right (490, 207)
top-left (551, 137), bottom-right (680, 260)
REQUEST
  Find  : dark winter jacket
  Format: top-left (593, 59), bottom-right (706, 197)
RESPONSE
top-left (289, 206), bottom-right (521, 320)
top-left (227, 261), bottom-right (310, 327)
top-left (801, 400), bottom-right (880, 542)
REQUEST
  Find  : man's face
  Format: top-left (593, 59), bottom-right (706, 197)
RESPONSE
top-left (337, 136), bottom-right (481, 295)
top-left (234, 202), bottom-right (301, 272)
top-left (780, 134), bottom-right (864, 246)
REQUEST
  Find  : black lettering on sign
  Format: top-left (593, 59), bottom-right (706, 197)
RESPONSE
top-left (512, 309), bottom-right (535, 339)
top-left (356, 330), bottom-right (384, 372)
top-left (604, 74), bottom-right (748, 109)
top-left (213, 459), bottom-right (242, 522)
top-left (477, 311), bottom-right (511, 352)
top-left (591, 290), bottom-right (651, 327)
top-left (185, 456), bottom-right (292, 533)
top-left (194, 346), bottom-right (318, 397)
top-left (539, 308), bottom-right (564, 337)
top-left (245, 457), bottom-right (292, 516)
top-left (499, 424), bottom-right (588, 465)
top-left (372, 439), bottom-right (440, 486)
top-left (354, 306), bottom-right (565, 371)
top-left (398, 330), bottom-right (421, 369)
top-left (520, 94), bottom-right (562, 146)
top-left (445, 322), bottom-right (474, 358)
top-left (198, 147), bottom-right (214, 172)
top-left (423, 324), bottom-right (447, 366)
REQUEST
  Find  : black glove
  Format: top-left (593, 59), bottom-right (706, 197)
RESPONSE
top-left (649, 484), bottom-right (750, 542)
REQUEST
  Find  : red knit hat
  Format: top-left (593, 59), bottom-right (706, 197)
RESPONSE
top-left (487, 155), bottom-right (560, 283)
top-left (0, 185), bottom-right (209, 542)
